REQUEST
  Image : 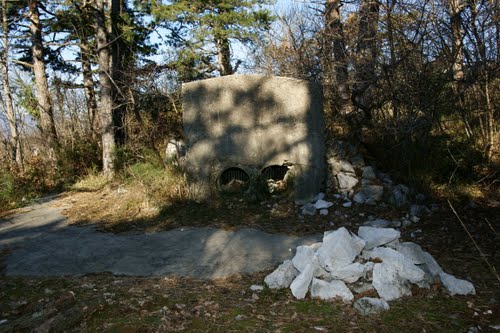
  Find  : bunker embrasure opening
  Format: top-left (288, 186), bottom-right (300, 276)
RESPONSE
top-left (262, 165), bottom-right (290, 193)
top-left (218, 167), bottom-right (250, 192)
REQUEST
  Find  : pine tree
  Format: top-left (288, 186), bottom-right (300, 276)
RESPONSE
top-left (151, 0), bottom-right (273, 78)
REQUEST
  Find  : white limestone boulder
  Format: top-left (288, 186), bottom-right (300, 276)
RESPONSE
top-left (292, 245), bottom-right (317, 272)
top-left (337, 172), bottom-right (359, 190)
top-left (358, 227), bottom-right (401, 249)
top-left (330, 263), bottom-right (366, 283)
top-left (290, 263), bottom-right (315, 299)
top-left (264, 260), bottom-right (299, 289)
top-left (440, 272), bottom-right (476, 296)
top-left (372, 262), bottom-right (412, 301)
top-left (370, 247), bottom-right (426, 301)
top-left (316, 227), bottom-right (360, 272)
top-left (371, 247), bottom-right (425, 284)
top-left (310, 278), bottom-right (354, 302)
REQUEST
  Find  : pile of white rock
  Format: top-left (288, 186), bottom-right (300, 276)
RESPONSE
top-left (264, 227), bottom-right (475, 315)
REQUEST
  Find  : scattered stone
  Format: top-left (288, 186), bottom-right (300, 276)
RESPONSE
top-left (440, 272), bottom-right (476, 296)
top-left (363, 219), bottom-right (392, 228)
top-left (337, 172), bottom-right (359, 190)
top-left (350, 155), bottom-right (365, 168)
top-left (352, 282), bottom-right (374, 294)
top-left (354, 185), bottom-right (385, 204)
top-left (250, 285), bottom-right (264, 292)
top-left (339, 161), bottom-right (356, 173)
top-left (402, 219), bottom-right (412, 228)
top-left (354, 297), bottom-right (390, 315)
top-left (390, 185), bottom-right (410, 207)
top-left (319, 209), bottom-right (329, 216)
top-left (362, 166), bottom-right (377, 180)
top-left (410, 204), bottom-right (431, 216)
top-left (371, 247), bottom-right (425, 284)
top-left (314, 199), bottom-right (334, 210)
top-left (310, 278), bottom-right (354, 302)
top-left (410, 215), bottom-right (420, 223)
top-left (316, 227), bottom-right (360, 272)
top-left (358, 227), bottom-right (400, 249)
top-left (290, 263), bottom-right (315, 299)
top-left (301, 203), bottom-right (316, 216)
top-left (343, 201), bottom-right (352, 208)
top-left (312, 192), bottom-right (326, 203)
top-left (264, 260), bottom-right (299, 289)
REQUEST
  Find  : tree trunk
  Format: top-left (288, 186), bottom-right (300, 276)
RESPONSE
top-left (449, 0), bottom-right (473, 138)
top-left (95, 0), bottom-right (115, 177)
top-left (80, 42), bottom-right (98, 140)
top-left (28, 0), bottom-right (58, 148)
top-left (110, 0), bottom-right (127, 146)
top-left (353, 0), bottom-right (380, 115)
top-left (324, 0), bottom-right (353, 115)
top-left (215, 35), bottom-right (233, 76)
top-left (1, 0), bottom-right (22, 170)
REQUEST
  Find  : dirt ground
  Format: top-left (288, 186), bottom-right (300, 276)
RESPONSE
top-left (1, 186), bottom-right (499, 332)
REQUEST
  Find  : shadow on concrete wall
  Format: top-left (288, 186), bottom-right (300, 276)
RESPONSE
top-left (183, 74), bottom-right (325, 201)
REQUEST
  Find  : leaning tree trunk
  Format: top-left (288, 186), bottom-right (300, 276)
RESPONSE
top-left (324, 0), bottom-right (353, 115)
top-left (215, 35), bottom-right (233, 76)
top-left (95, 0), bottom-right (115, 177)
top-left (1, 0), bottom-right (22, 170)
top-left (28, 0), bottom-right (58, 148)
top-left (353, 0), bottom-right (380, 117)
top-left (80, 41), bottom-right (98, 140)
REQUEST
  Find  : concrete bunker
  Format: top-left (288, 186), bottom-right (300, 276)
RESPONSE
top-left (182, 74), bottom-right (326, 201)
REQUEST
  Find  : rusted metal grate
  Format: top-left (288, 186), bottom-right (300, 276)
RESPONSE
top-left (261, 165), bottom-right (289, 181)
top-left (219, 167), bottom-right (250, 186)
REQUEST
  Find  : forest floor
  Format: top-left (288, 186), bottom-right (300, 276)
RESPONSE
top-left (0, 185), bottom-right (499, 332)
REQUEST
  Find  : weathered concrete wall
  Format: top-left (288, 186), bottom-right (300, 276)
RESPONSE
top-left (183, 74), bottom-right (325, 201)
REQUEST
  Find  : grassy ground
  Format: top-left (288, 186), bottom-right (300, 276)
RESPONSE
top-left (1, 181), bottom-right (499, 332)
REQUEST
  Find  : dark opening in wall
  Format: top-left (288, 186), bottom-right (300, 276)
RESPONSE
top-left (261, 165), bottom-right (289, 181)
top-left (218, 167), bottom-right (250, 192)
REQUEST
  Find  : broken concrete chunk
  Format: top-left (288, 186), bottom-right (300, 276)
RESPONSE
top-left (316, 227), bottom-right (359, 272)
top-left (290, 263), bottom-right (315, 299)
top-left (314, 199), bottom-right (334, 210)
top-left (354, 297), bottom-right (390, 315)
top-left (330, 262), bottom-right (365, 283)
top-left (310, 278), bottom-right (354, 302)
top-left (264, 260), bottom-right (299, 289)
top-left (440, 272), bottom-right (476, 296)
top-left (358, 227), bottom-right (400, 249)
top-left (337, 172), bottom-right (359, 190)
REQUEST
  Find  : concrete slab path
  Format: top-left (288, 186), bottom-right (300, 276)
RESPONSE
top-left (0, 197), bottom-right (320, 278)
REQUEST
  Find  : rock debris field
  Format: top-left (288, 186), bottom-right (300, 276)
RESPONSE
top-left (264, 225), bottom-right (476, 315)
